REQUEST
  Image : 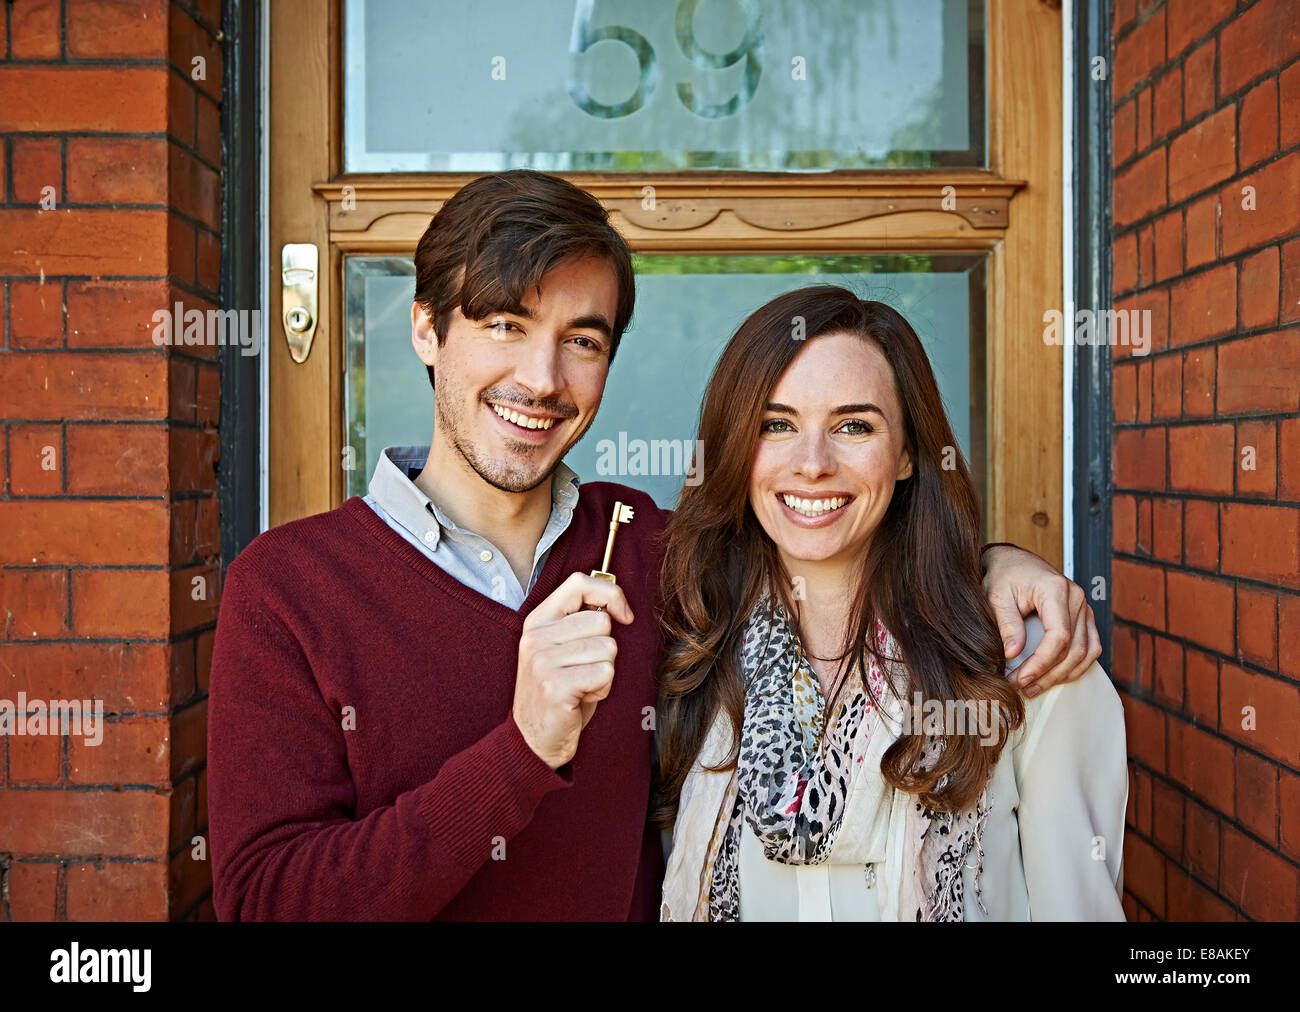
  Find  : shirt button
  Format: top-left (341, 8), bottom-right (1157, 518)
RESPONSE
top-left (479, 549), bottom-right (493, 562)
top-left (423, 531), bottom-right (436, 544)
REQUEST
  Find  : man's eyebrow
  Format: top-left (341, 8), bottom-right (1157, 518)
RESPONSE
top-left (567, 314), bottom-right (613, 339)
top-left (483, 306), bottom-right (612, 340)
top-left (764, 402), bottom-right (884, 416)
top-left (480, 302), bottom-right (534, 320)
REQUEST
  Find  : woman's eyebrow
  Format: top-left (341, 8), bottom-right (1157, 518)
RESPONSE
top-left (764, 402), bottom-right (884, 416)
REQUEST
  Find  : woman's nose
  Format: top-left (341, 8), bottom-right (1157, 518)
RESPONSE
top-left (792, 432), bottom-right (835, 478)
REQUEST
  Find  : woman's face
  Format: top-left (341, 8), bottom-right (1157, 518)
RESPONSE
top-left (748, 331), bottom-right (913, 571)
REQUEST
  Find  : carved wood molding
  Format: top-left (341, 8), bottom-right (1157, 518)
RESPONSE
top-left (314, 172), bottom-right (1025, 253)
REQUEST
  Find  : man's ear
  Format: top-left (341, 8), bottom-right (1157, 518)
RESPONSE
top-left (411, 302), bottom-right (439, 367)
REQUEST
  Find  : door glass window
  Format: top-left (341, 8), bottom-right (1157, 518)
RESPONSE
top-left (344, 0), bottom-right (985, 172)
top-left (343, 253), bottom-right (987, 519)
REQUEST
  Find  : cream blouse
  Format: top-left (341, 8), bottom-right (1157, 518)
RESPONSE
top-left (662, 616), bottom-right (1129, 921)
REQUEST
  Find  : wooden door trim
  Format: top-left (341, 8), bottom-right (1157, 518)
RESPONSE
top-left (314, 172), bottom-right (1025, 253)
top-left (268, 0), bottom-right (342, 524)
top-left (987, 0), bottom-right (1064, 564)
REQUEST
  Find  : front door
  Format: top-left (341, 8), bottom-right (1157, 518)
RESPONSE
top-left (266, 0), bottom-right (1065, 561)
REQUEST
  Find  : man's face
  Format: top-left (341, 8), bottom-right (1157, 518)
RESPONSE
top-left (413, 255), bottom-right (618, 493)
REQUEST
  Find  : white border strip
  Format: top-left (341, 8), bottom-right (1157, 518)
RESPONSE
top-left (1061, 0), bottom-right (1076, 579)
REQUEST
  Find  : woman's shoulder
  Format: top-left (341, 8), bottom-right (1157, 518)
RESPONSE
top-left (1007, 615), bottom-right (1125, 757)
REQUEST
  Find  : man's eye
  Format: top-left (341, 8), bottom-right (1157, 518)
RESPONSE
top-left (761, 418), bottom-right (793, 434)
top-left (488, 319), bottom-right (517, 334)
top-left (571, 335), bottom-right (604, 352)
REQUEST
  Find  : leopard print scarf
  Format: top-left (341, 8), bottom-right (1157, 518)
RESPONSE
top-left (705, 590), bottom-right (990, 921)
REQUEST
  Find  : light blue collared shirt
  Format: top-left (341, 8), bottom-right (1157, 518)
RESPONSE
top-left (363, 445), bottom-right (581, 609)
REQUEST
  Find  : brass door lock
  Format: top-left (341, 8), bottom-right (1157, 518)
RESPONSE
top-left (281, 243), bottom-right (319, 362)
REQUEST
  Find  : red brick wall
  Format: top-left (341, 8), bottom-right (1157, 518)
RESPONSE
top-left (0, 0), bottom-right (222, 920)
top-left (1111, 0), bottom-right (1300, 921)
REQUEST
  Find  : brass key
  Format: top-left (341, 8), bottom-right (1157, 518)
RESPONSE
top-left (590, 500), bottom-right (634, 585)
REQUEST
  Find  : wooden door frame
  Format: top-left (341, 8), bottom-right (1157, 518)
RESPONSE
top-left (266, 0), bottom-right (1063, 565)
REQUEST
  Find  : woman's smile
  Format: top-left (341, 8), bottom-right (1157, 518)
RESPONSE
top-left (775, 491), bottom-right (855, 526)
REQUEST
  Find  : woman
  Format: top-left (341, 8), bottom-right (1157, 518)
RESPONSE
top-left (657, 287), bottom-right (1127, 921)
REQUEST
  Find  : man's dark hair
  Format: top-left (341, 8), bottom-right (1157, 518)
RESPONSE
top-left (413, 170), bottom-right (636, 389)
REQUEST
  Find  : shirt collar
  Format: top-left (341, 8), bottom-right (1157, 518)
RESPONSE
top-left (368, 444), bottom-right (581, 550)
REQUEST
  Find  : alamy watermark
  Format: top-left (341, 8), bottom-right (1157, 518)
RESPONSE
top-left (1042, 307), bottom-right (1151, 356)
top-left (50, 944), bottom-right (150, 992)
top-left (151, 302), bottom-right (261, 357)
top-left (595, 433), bottom-right (704, 486)
top-left (897, 692), bottom-right (1012, 747)
top-left (0, 693), bottom-right (104, 746)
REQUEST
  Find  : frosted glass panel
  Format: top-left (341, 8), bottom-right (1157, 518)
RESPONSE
top-left (343, 258), bottom-right (430, 492)
top-left (343, 254), bottom-right (986, 522)
top-left (344, 0), bottom-right (984, 171)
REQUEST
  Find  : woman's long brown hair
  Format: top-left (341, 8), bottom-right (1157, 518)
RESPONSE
top-left (653, 286), bottom-right (1024, 825)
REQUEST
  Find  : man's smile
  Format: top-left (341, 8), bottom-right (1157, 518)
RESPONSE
top-left (485, 400), bottom-right (572, 443)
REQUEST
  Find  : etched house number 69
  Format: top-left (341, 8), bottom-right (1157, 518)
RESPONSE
top-left (567, 0), bottom-right (765, 119)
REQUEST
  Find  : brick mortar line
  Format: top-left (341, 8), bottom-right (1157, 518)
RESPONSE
top-left (1119, 820), bottom-right (1245, 919)
top-left (0, 345), bottom-right (230, 357)
top-left (1112, 255), bottom-right (1299, 297)
top-left (1136, 763), bottom-right (1297, 866)
top-left (0, 783), bottom-right (167, 792)
top-left (1110, 13), bottom-right (1300, 108)
top-left (174, 886), bottom-right (214, 923)
top-left (0, 856), bottom-right (164, 863)
top-left (0, 421), bottom-right (221, 433)
top-left (1109, 491), bottom-right (1300, 512)
top-left (0, 490), bottom-right (217, 501)
top-left (0, 712), bottom-right (171, 720)
top-left (0, 58), bottom-right (221, 83)
top-left (0, 425), bottom-right (221, 439)
top-left (1111, 552), bottom-right (1300, 594)
top-left (1124, 764), bottom-right (1300, 879)
top-left (0, 345), bottom-right (234, 358)
top-left (1111, 609), bottom-right (1299, 676)
top-left (1111, 420), bottom-right (1300, 435)
top-left (0, 348), bottom-right (244, 362)
top-left (0, 273), bottom-right (178, 281)
top-left (1115, 684), bottom-right (1300, 761)
top-left (0, 133), bottom-right (221, 182)
top-left (0, 279), bottom-right (230, 302)
top-left (1113, 185), bottom-right (1300, 248)
top-left (1112, 91), bottom-right (1298, 172)
top-left (1, 201), bottom-right (223, 226)
top-left (0, 203), bottom-right (224, 240)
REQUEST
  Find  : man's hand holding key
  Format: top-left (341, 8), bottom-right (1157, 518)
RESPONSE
top-left (512, 572), bottom-right (635, 770)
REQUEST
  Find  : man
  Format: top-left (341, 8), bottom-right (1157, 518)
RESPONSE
top-left (208, 170), bottom-right (1100, 921)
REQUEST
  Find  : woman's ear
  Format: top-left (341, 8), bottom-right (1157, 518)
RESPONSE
top-left (896, 446), bottom-right (914, 480)
top-left (411, 302), bottom-right (439, 367)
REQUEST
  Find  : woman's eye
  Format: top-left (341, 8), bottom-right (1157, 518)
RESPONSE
top-left (761, 418), bottom-right (793, 434)
top-left (839, 419), bottom-right (873, 435)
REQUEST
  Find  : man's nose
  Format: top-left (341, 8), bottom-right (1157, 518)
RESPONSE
top-left (513, 336), bottom-right (563, 400)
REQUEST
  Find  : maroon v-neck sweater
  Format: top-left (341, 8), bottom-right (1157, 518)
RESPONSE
top-left (207, 483), bottom-right (669, 921)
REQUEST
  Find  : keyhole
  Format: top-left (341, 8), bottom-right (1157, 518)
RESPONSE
top-left (286, 306), bottom-right (311, 332)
